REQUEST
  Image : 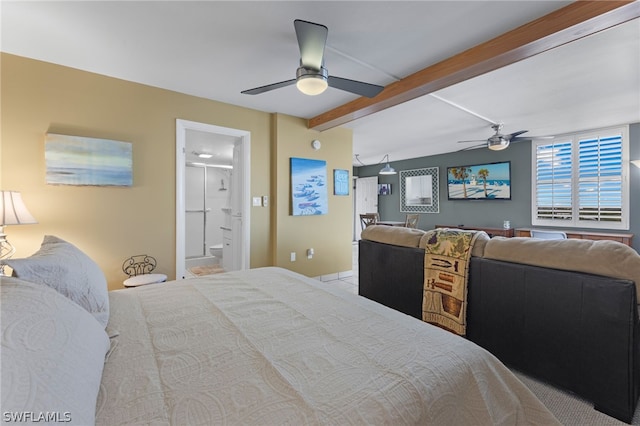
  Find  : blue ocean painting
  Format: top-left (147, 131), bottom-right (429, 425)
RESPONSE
top-left (45, 134), bottom-right (133, 186)
top-left (291, 157), bottom-right (328, 215)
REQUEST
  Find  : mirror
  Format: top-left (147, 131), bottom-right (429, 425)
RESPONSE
top-left (400, 167), bottom-right (439, 213)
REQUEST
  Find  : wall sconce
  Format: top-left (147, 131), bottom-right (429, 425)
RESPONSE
top-left (631, 160), bottom-right (640, 168)
top-left (379, 154), bottom-right (397, 175)
top-left (0, 191), bottom-right (37, 272)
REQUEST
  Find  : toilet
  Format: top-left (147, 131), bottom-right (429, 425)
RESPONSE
top-left (209, 243), bottom-right (223, 263)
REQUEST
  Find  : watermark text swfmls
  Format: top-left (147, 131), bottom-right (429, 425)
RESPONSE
top-left (3, 411), bottom-right (72, 423)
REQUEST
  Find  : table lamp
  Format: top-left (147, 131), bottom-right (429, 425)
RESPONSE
top-left (1, 191), bottom-right (37, 271)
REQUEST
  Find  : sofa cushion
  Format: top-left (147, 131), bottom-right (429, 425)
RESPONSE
top-left (361, 225), bottom-right (425, 248)
top-left (483, 237), bottom-right (640, 302)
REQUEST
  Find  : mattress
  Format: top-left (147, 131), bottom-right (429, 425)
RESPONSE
top-left (96, 267), bottom-right (559, 425)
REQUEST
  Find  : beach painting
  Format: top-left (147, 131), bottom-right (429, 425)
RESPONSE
top-left (45, 134), bottom-right (132, 186)
top-left (291, 157), bottom-right (328, 215)
top-left (447, 161), bottom-right (511, 200)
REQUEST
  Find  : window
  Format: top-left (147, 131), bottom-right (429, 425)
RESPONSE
top-left (532, 126), bottom-right (629, 230)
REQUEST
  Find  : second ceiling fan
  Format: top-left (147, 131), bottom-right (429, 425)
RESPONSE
top-left (458, 123), bottom-right (553, 151)
top-left (241, 19), bottom-right (384, 98)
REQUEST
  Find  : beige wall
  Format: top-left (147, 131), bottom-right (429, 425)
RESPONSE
top-left (273, 114), bottom-right (353, 277)
top-left (1, 54), bottom-right (353, 289)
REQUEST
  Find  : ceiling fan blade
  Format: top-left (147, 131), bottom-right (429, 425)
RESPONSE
top-left (294, 19), bottom-right (328, 70)
top-left (457, 139), bottom-right (486, 144)
top-left (511, 135), bottom-right (555, 143)
top-left (507, 130), bottom-right (528, 140)
top-left (457, 143), bottom-right (486, 152)
top-left (328, 76), bottom-right (384, 98)
top-left (241, 79), bottom-right (296, 95)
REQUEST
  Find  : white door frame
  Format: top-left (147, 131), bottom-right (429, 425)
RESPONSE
top-left (176, 119), bottom-right (251, 279)
top-left (354, 176), bottom-right (378, 240)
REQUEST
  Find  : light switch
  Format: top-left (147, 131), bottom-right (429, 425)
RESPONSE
top-left (252, 196), bottom-right (262, 207)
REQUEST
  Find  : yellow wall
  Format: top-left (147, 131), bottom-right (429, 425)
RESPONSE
top-left (1, 53), bottom-right (353, 289)
top-left (273, 114), bottom-right (353, 277)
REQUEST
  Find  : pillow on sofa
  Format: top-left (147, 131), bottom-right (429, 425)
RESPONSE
top-left (1, 235), bottom-right (109, 327)
top-left (1, 277), bottom-right (110, 425)
top-left (484, 237), bottom-right (640, 302)
top-left (361, 225), bottom-right (425, 248)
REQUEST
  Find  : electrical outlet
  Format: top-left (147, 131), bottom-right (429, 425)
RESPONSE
top-left (262, 195), bottom-right (269, 207)
top-left (307, 248), bottom-right (314, 259)
top-left (290, 252), bottom-right (296, 262)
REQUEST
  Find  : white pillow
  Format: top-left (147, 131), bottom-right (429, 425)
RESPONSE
top-left (1, 235), bottom-right (109, 327)
top-left (1, 277), bottom-right (110, 425)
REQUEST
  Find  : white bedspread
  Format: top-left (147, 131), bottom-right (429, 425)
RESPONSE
top-left (96, 267), bottom-right (559, 425)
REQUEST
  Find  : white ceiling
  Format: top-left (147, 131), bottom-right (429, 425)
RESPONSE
top-left (2, 1), bottom-right (639, 166)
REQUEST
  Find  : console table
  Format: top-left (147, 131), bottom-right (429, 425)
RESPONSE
top-left (515, 228), bottom-right (633, 246)
top-left (435, 225), bottom-right (514, 238)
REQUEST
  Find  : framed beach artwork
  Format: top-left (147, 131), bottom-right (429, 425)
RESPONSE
top-left (333, 169), bottom-right (349, 196)
top-left (291, 157), bottom-right (328, 215)
top-left (45, 134), bottom-right (132, 186)
top-left (446, 161), bottom-right (511, 200)
top-left (400, 167), bottom-right (439, 213)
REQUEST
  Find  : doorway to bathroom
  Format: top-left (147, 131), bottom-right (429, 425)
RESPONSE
top-left (175, 119), bottom-right (250, 279)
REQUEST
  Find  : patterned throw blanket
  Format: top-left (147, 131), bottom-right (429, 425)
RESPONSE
top-left (422, 229), bottom-right (482, 336)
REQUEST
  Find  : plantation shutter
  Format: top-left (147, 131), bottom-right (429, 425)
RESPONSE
top-left (532, 126), bottom-right (628, 230)
top-left (535, 140), bottom-right (573, 222)
top-left (577, 133), bottom-right (623, 224)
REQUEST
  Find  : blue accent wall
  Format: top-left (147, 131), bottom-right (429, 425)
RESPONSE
top-left (355, 123), bottom-right (640, 252)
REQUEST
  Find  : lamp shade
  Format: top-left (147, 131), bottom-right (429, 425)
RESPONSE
top-left (1, 191), bottom-right (37, 226)
top-left (378, 154), bottom-right (397, 175)
top-left (379, 163), bottom-right (397, 175)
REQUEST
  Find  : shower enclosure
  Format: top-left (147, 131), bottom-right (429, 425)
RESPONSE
top-left (185, 163), bottom-right (231, 268)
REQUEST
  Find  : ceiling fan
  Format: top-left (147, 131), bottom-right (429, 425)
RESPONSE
top-left (458, 123), bottom-right (553, 151)
top-left (241, 19), bottom-right (384, 98)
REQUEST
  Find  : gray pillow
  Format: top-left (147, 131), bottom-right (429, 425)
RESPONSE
top-left (1, 235), bottom-right (109, 327)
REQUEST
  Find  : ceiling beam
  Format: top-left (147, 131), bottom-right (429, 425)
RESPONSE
top-left (309, 1), bottom-right (640, 131)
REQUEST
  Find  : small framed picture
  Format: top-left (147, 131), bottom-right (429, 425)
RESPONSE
top-left (333, 169), bottom-right (349, 196)
top-left (378, 183), bottom-right (391, 196)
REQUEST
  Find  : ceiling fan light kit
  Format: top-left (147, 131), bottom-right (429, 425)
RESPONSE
top-left (296, 67), bottom-right (328, 95)
top-left (487, 136), bottom-right (510, 151)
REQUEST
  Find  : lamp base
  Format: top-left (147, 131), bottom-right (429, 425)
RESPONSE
top-left (0, 233), bottom-right (16, 276)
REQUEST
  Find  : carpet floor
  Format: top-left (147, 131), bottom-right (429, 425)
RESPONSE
top-left (513, 370), bottom-right (639, 425)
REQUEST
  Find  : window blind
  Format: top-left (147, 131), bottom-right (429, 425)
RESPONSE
top-left (535, 140), bottom-right (572, 221)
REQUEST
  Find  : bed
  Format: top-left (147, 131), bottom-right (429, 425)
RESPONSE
top-left (1, 236), bottom-right (560, 425)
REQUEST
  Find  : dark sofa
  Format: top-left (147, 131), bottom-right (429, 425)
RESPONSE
top-left (358, 225), bottom-right (640, 423)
